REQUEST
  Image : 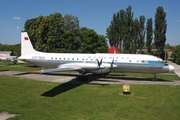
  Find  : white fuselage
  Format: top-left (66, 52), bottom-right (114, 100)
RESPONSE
top-left (19, 52), bottom-right (172, 74)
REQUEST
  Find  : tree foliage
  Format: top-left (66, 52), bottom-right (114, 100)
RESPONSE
top-left (24, 13), bottom-right (108, 53)
top-left (172, 45), bottom-right (180, 64)
top-left (131, 18), bottom-right (139, 54)
top-left (146, 18), bottom-right (153, 54)
top-left (106, 6), bottom-right (169, 55)
top-left (123, 6), bottom-right (134, 53)
top-left (80, 27), bottom-right (108, 53)
top-left (0, 44), bottom-right (20, 56)
top-left (106, 9), bottom-right (125, 51)
top-left (106, 6), bottom-right (136, 53)
top-left (154, 6), bottom-right (167, 59)
top-left (137, 15), bottom-right (146, 54)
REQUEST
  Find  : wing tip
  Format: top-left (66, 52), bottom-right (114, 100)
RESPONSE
top-left (29, 71), bottom-right (41, 74)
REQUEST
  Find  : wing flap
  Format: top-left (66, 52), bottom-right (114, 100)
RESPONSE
top-left (29, 62), bottom-right (111, 74)
top-left (30, 66), bottom-right (80, 74)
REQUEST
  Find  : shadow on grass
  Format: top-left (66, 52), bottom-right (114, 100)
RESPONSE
top-left (13, 72), bottom-right (32, 76)
top-left (0, 69), bottom-right (9, 72)
top-left (12, 71), bottom-right (173, 97)
top-left (41, 74), bottom-right (97, 97)
top-left (41, 73), bottom-right (173, 97)
top-left (104, 75), bottom-right (173, 82)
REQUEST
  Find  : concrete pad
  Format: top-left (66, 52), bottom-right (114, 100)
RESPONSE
top-left (168, 61), bottom-right (180, 77)
top-left (0, 71), bottom-right (180, 85)
top-left (0, 112), bottom-right (18, 120)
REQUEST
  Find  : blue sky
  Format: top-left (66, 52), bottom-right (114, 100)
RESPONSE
top-left (0, 0), bottom-right (180, 46)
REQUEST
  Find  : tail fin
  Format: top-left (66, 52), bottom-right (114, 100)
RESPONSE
top-left (21, 32), bottom-right (38, 56)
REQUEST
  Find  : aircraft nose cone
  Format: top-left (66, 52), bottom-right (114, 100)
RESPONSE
top-left (169, 65), bottom-right (175, 72)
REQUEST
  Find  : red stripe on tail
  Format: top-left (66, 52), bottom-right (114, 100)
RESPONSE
top-left (24, 37), bottom-right (29, 40)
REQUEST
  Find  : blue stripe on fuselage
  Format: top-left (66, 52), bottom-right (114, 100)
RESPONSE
top-left (46, 60), bottom-right (164, 67)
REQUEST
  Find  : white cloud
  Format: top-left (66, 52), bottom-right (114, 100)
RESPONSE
top-left (16, 26), bottom-right (20, 29)
top-left (12, 17), bottom-right (21, 20)
top-left (174, 20), bottom-right (180, 22)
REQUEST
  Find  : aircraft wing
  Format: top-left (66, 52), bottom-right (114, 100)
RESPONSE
top-left (30, 63), bottom-right (106, 74)
top-left (30, 67), bottom-right (79, 74)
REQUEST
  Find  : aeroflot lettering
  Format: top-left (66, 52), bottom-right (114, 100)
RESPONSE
top-left (32, 56), bottom-right (45, 60)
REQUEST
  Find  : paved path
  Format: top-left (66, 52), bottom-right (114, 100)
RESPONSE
top-left (168, 61), bottom-right (180, 77)
top-left (0, 71), bottom-right (180, 85)
top-left (0, 112), bottom-right (18, 120)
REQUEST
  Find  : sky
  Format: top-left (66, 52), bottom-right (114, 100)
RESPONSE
top-left (0, 0), bottom-right (180, 46)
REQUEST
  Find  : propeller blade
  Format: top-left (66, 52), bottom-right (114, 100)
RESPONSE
top-left (96, 56), bottom-right (103, 68)
top-left (111, 57), bottom-right (114, 68)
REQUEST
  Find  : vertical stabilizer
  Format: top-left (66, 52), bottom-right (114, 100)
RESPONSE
top-left (21, 32), bottom-right (38, 56)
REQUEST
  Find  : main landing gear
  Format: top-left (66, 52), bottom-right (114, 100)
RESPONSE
top-left (77, 72), bottom-right (88, 81)
top-left (152, 74), bottom-right (157, 81)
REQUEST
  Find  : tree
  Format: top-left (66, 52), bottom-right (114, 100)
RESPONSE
top-left (154, 6), bottom-right (167, 59)
top-left (24, 13), bottom-right (81, 53)
top-left (123, 6), bottom-right (134, 53)
top-left (172, 45), bottom-right (180, 64)
top-left (24, 13), bottom-right (109, 53)
top-left (106, 9), bottom-right (125, 51)
top-left (146, 18), bottom-right (153, 54)
top-left (131, 18), bottom-right (139, 53)
top-left (80, 27), bottom-right (108, 53)
top-left (63, 14), bottom-right (80, 34)
top-left (106, 6), bottom-right (134, 53)
top-left (63, 14), bottom-right (81, 52)
top-left (136, 15), bottom-right (146, 54)
top-left (0, 44), bottom-right (20, 56)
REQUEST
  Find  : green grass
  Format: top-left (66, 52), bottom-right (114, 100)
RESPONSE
top-left (110, 72), bottom-right (180, 80)
top-left (0, 60), bottom-right (180, 119)
top-left (0, 75), bottom-right (180, 120)
top-left (0, 61), bottom-right (44, 72)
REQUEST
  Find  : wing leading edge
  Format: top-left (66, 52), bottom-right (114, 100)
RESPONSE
top-left (30, 62), bottom-right (111, 74)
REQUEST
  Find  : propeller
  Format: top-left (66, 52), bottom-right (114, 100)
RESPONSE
top-left (109, 56), bottom-right (115, 78)
top-left (96, 57), bottom-right (104, 79)
top-left (96, 57), bottom-right (103, 69)
top-left (110, 57), bottom-right (114, 68)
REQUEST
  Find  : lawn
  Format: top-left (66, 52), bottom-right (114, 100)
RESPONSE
top-left (0, 61), bottom-right (180, 119)
top-left (0, 61), bottom-right (42, 72)
top-left (0, 75), bottom-right (180, 120)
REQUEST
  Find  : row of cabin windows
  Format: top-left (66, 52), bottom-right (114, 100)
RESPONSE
top-left (51, 57), bottom-right (94, 61)
top-left (50, 57), bottom-right (141, 63)
top-left (51, 57), bottom-right (136, 60)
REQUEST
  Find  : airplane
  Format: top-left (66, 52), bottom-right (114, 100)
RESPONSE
top-left (18, 32), bottom-right (175, 81)
top-left (0, 55), bottom-right (17, 64)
